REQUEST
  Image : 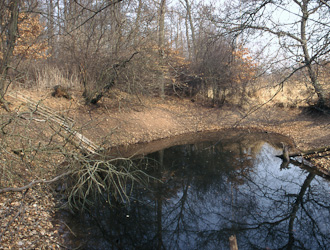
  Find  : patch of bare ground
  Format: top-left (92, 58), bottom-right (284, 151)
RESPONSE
top-left (1, 88), bottom-right (330, 249)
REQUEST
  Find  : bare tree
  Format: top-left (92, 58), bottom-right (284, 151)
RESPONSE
top-left (180, 0), bottom-right (196, 61)
top-left (220, 0), bottom-right (330, 107)
top-left (158, 0), bottom-right (166, 56)
top-left (158, 0), bottom-right (167, 98)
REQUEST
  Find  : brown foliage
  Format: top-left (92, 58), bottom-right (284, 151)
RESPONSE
top-left (14, 13), bottom-right (49, 59)
top-left (231, 46), bottom-right (257, 85)
top-left (0, 12), bottom-right (49, 60)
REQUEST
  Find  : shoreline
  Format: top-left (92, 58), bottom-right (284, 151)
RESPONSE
top-left (1, 90), bottom-right (330, 249)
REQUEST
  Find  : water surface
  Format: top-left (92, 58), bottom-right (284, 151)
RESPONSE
top-left (62, 131), bottom-right (330, 249)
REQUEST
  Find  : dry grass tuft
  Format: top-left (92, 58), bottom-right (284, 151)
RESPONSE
top-left (35, 65), bottom-right (81, 90)
top-left (253, 80), bottom-right (316, 108)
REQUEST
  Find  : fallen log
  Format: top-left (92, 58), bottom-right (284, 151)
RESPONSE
top-left (290, 158), bottom-right (330, 179)
top-left (277, 144), bottom-right (330, 178)
top-left (277, 146), bottom-right (330, 159)
top-left (8, 92), bottom-right (100, 154)
top-left (289, 146), bottom-right (330, 158)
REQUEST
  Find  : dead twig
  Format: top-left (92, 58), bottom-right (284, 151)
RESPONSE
top-left (8, 92), bottom-right (99, 154)
top-left (0, 171), bottom-right (73, 194)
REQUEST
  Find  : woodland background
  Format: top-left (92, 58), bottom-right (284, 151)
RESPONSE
top-left (1, 1), bottom-right (330, 247)
top-left (1, 0), bottom-right (329, 109)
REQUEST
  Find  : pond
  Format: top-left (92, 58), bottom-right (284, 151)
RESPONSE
top-left (60, 131), bottom-right (330, 250)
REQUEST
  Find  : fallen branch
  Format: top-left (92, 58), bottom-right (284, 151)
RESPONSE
top-left (290, 158), bottom-right (330, 178)
top-left (289, 146), bottom-right (330, 158)
top-left (277, 146), bottom-right (330, 159)
top-left (8, 92), bottom-right (99, 154)
top-left (0, 171), bottom-right (73, 194)
top-left (277, 146), bottom-right (330, 177)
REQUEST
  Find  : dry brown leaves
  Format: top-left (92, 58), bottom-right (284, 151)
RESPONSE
top-left (0, 187), bottom-right (61, 249)
top-left (308, 152), bottom-right (330, 173)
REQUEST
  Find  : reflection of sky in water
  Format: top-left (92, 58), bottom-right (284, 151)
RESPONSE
top-left (158, 142), bottom-right (330, 249)
top-left (255, 143), bottom-right (303, 191)
top-left (64, 140), bottom-right (330, 250)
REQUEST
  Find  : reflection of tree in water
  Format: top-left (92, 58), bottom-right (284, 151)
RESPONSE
top-left (225, 144), bottom-right (330, 250)
top-left (151, 141), bottom-right (258, 250)
top-left (65, 140), bottom-right (330, 250)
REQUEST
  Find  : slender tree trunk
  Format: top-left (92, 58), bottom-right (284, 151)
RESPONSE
top-left (48, 0), bottom-right (54, 60)
top-left (158, 0), bottom-right (166, 98)
top-left (175, 15), bottom-right (181, 50)
top-left (56, 0), bottom-right (61, 37)
top-left (184, 0), bottom-right (196, 60)
top-left (158, 0), bottom-right (166, 56)
top-left (185, 13), bottom-right (192, 60)
top-left (110, 2), bottom-right (123, 57)
top-left (0, 0), bottom-right (19, 106)
top-left (287, 172), bottom-right (315, 248)
top-left (301, 0), bottom-right (326, 107)
top-left (132, 0), bottom-right (142, 46)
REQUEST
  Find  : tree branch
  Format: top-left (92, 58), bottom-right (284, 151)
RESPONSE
top-left (238, 24), bottom-right (303, 43)
top-left (320, 0), bottom-right (330, 9)
top-left (0, 171), bottom-right (73, 194)
top-left (66, 0), bottom-right (124, 36)
top-left (233, 62), bottom-right (308, 127)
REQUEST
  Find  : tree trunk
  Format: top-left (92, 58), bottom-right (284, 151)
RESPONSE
top-left (158, 0), bottom-right (166, 98)
top-left (287, 172), bottom-right (315, 248)
top-left (184, 0), bottom-right (196, 60)
top-left (132, 0), bottom-right (142, 46)
top-left (0, 0), bottom-right (19, 107)
top-left (110, 2), bottom-right (123, 57)
top-left (47, 0), bottom-right (54, 60)
top-left (158, 0), bottom-right (166, 56)
top-left (300, 1), bottom-right (327, 107)
top-left (184, 12), bottom-right (192, 60)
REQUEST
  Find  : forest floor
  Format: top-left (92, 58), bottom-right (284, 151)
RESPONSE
top-left (1, 88), bottom-right (330, 249)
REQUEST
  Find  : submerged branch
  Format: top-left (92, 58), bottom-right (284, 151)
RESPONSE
top-left (277, 146), bottom-right (330, 177)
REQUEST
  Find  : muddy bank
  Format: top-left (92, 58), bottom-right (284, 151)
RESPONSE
top-left (109, 129), bottom-right (295, 158)
top-left (83, 99), bottom-right (329, 153)
top-left (8, 90), bottom-right (330, 152)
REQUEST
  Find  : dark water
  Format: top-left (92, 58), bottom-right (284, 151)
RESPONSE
top-left (61, 132), bottom-right (330, 250)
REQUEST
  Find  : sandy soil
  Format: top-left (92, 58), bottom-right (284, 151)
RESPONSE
top-left (18, 89), bottom-right (328, 151)
top-left (1, 89), bottom-right (330, 249)
top-left (7, 88), bottom-right (330, 169)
